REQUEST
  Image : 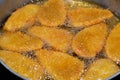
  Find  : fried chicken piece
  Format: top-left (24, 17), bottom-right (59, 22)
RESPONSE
top-left (35, 49), bottom-right (84, 80)
top-left (28, 26), bottom-right (73, 52)
top-left (4, 4), bottom-right (40, 31)
top-left (0, 32), bottom-right (43, 52)
top-left (105, 23), bottom-right (120, 62)
top-left (0, 50), bottom-right (44, 80)
top-left (68, 8), bottom-right (113, 28)
top-left (37, 0), bottom-right (66, 27)
top-left (81, 59), bottom-right (119, 80)
top-left (72, 23), bottom-right (107, 58)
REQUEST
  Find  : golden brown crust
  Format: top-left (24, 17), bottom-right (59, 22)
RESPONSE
top-left (35, 49), bottom-right (84, 80)
top-left (0, 32), bottom-right (43, 52)
top-left (4, 4), bottom-right (40, 31)
top-left (105, 23), bottom-right (120, 62)
top-left (67, 8), bottom-right (113, 28)
top-left (0, 50), bottom-right (44, 80)
top-left (28, 26), bottom-right (73, 52)
top-left (37, 0), bottom-right (66, 27)
top-left (82, 59), bottom-right (119, 80)
top-left (72, 23), bottom-right (107, 58)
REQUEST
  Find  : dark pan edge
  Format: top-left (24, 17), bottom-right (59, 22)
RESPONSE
top-left (0, 59), bottom-right (28, 80)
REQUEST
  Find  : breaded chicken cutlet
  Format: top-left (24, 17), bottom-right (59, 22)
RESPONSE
top-left (35, 49), bottom-right (84, 80)
top-left (28, 26), bottom-right (73, 52)
top-left (4, 4), bottom-right (40, 31)
top-left (0, 32), bottom-right (43, 52)
top-left (72, 23), bottom-right (107, 58)
top-left (82, 59), bottom-right (119, 80)
top-left (105, 23), bottom-right (120, 62)
top-left (67, 8), bottom-right (113, 28)
top-left (37, 0), bottom-right (66, 27)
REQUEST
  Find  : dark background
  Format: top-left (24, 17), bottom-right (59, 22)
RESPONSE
top-left (0, 63), bottom-right (23, 80)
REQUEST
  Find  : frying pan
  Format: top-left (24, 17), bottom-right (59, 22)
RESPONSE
top-left (0, 0), bottom-right (120, 79)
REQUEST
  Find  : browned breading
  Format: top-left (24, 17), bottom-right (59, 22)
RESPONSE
top-left (68, 8), bottom-right (113, 28)
top-left (28, 26), bottom-right (73, 52)
top-left (37, 0), bottom-right (66, 27)
top-left (0, 50), bottom-right (44, 80)
top-left (35, 49), bottom-right (84, 80)
top-left (72, 23), bottom-right (107, 58)
top-left (0, 32), bottom-right (43, 52)
top-left (105, 23), bottom-right (120, 62)
top-left (4, 4), bottom-right (40, 31)
top-left (82, 59), bottom-right (119, 80)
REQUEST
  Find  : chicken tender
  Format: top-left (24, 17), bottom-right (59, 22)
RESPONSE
top-left (0, 32), bottom-right (43, 52)
top-left (68, 8), bottom-right (113, 28)
top-left (0, 50), bottom-right (44, 80)
top-left (35, 49), bottom-right (84, 80)
top-left (37, 0), bottom-right (66, 27)
top-left (4, 4), bottom-right (40, 31)
top-left (72, 23), bottom-right (107, 58)
top-left (105, 23), bottom-right (120, 62)
top-left (28, 26), bottom-right (73, 52)
top-left (82, 59), bottom-right (119, 80)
